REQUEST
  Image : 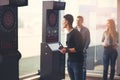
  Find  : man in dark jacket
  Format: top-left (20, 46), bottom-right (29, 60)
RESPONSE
top-left (75, 16), bottom-right (90, 80)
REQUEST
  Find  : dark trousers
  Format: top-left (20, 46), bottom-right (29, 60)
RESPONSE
top-left (103, 47), bottom-right (118, 80)
top-left (67, 61), bottom-right (83, 80)
top-left (83, 53), bottom-right (87, 80)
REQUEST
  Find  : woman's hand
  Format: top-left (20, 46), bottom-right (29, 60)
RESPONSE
top-left (104, 44), bottom-right (109, 48)
top-left (113, 44), bottom-right (118, 49)
top-left (69, 48), bottom-right (76, 53)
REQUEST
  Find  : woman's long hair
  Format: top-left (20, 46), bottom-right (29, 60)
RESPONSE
top-left (106, 19), bottom-right (118, 43)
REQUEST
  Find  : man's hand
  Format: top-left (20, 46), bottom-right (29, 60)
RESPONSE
top-left (59, 48), bottom-right (67, 54)
top-left (69, 48), bottom-right (76, 53)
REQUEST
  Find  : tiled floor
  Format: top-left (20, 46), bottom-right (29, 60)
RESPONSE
top-left (19, 56), bottom-right (120, 80)
top-left (21, 74), bottom-right (120, 80)
top-left (65, 76), bottom-right (101, 80)
top-left (65, 74), bottom-right (120, 80)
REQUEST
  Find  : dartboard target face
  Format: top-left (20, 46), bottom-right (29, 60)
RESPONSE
top-left (0, 6), bottom-right (17, 32)
top-left (0, 6), bottom-right (18, 50)
top-left (48, 11), bottom-right (57, 27)
top-left (46, 10), bottom-right (59, 43)
top-left (2, 10), bottom-right (15, 30)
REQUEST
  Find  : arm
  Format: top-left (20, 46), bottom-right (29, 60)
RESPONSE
top-left (113, 32), bottom-right (119, 49)
top-left (84, 29), bottom-right (90, 50)
top-left (73, 31), bottom-right (83, 53)
top-left (102, 31), bottom-right (109, 47)
top-left (65, 31), bottom-right (83, 53)
top-left (102, 32), bottom-right (105, 42)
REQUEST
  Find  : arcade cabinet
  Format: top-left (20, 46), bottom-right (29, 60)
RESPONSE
top-left (0, 0), bottom-right (28, 80)
top-left (40, 1), bottom-right (66, 80)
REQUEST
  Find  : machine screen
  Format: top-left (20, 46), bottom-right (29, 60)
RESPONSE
top-left (48, 42), bottom-right (61, 51)
top-left (46, 10), bottom-right (59, 43)
top-left (0, 6), bottom-right (18, 50)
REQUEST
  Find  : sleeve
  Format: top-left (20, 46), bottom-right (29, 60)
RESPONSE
top-left (84, 29), bottom-right (90, 49)
top-left (74, 31), bottom-right (83, 53)
top-left (102, 32), bottom-right (105, 42)
top-left (101, 32), bottom-right (106, 46)
top-left (117, 32), bottom-right (119, 43)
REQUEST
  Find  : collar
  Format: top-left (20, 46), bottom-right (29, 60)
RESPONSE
top-left (76, 26), bottom-right (82, 32)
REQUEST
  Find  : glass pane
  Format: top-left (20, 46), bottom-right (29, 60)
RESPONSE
top-left (63, 0), bottom-right (117, 73)
top-left (18, 0), bottom-right (42, 76)
top-left (95, 0), bottom-right (117, 72)
top-left (18, 0), bottom-right (117, 77)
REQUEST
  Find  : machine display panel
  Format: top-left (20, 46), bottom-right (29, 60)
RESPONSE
top-left (0, 5), bottom-right (18, 50)
top-left (10, 0), bottom-right (28, 6)
top-left (46, 10), bottom-right (59, 43)
top-left (48, 42), bottom-right (62, 51)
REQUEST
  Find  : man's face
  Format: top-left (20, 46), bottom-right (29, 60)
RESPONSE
top-left (76, 18), bottom-right (83, 26)
top-left (62, 18), bottom-right (68, 28)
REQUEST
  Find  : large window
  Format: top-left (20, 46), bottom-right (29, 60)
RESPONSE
top-left (18, 0), bottom-right (117, 77)
top-left (63, 0), bottom-right (117, 73)
top-left (18, 0), bottom-right (42, 76)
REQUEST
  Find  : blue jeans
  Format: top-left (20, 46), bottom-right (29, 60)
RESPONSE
top-left (103, 47), bottom-right (118, 80)
top-left (67, 61), bottom-right (83, 80)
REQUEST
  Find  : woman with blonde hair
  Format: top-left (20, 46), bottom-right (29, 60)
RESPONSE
top-left (102, 19), bottom-right (118, 80)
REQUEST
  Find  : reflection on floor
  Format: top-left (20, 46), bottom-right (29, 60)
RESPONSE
top-left (65, 74), bottom-right (120, 80)
top-left (19, 56), bottom-right (40, 76)
top-left (19, 54), bottom-right (120, 80)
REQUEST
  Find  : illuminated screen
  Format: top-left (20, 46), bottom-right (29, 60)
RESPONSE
top-left (48, 43), bottom-right (61, 51)
top-left (46, 10), bottom-right (59, 43)
top-left (0, 5), bottom-right (18, 50)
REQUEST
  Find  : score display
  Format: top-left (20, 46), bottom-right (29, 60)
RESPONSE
top-left (53, 1), bottom-right (65, 10)
top-left (46, 10), bottom-right (59, 43)
top-left (0, 0), bottom-right (28, 6)
top-left (10, 0), bottom-right (28, 6)
top-left (0, 5), bottom-right (18, 50)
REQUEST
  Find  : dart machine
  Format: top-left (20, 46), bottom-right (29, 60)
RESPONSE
top-left (40, 1), bottom-right (66, 80)
top-left (0, 0), bottom-right (28, 80)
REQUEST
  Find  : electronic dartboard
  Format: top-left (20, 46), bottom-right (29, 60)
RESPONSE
top-left (46, 10), bottom-right (59, 43)
top-left (0, 5), bottom-right (18, 50)
top-left (40, 1), bottom-right (66, 80)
